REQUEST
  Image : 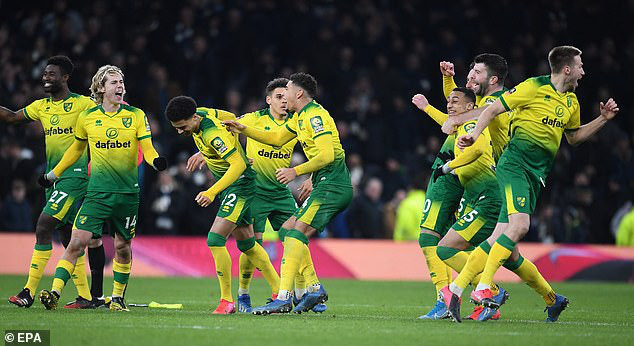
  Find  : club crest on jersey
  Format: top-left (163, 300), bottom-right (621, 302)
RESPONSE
top-left (212, 137), bottom-right (228, 154)
top-left (516, 197), bottom-right (526, 208)
top-left (122, 117), bottom-right (132, 128)
top-left (64, 102), bottom-right (73, 112)
top-left (106, 128), bottom-right (119, 139)
top-left (310, 116), bottom-right (324, 133)
top-left (50, 115), bottom-right (60, 126)
top-left (464, 123), bottom-right (476, 134)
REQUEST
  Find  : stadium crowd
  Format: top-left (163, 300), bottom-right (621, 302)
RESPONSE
top-left (1, 0), bottom-right (632, 244)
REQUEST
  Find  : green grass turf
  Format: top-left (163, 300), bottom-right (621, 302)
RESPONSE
top-left (1, 275), bottom-right (633, 345)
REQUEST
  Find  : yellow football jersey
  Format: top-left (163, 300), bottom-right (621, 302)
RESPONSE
top-left (193, 107), bottom-right (255, 181)
top-left (75, 104), bottom-right (151, 193)
top-left (285, 100), bottom-right (349, 186)
top-left (239, 108), bottom-right (297, 192)
top-left (453, 120), bottom-right (496, 190)
top-left (479, 90), bottom-right (510, 162)
top-left (23, 93), bottom-right (96, 178)
top-left (499, 75), bottom-right (580, 159)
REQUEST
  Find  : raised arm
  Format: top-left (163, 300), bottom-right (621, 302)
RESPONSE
top-left (0, 106), bottom-right (29, 125)
top-left (565, 98), bottom-right (618, 146)
top-left (412, 94), bottom-right (447, 126)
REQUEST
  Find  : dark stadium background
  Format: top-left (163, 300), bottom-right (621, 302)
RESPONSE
top-left (0, 0), bottom-right (632, 244)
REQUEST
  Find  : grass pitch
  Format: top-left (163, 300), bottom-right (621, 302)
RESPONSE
top-left (1, 275), bottom-right (633, 345)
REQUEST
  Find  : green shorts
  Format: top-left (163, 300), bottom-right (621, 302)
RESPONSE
top-left (419, 173), bottom-right (464, 236)
top-left (43, 177), bottom-right (88, 225)
top-left (73, 191), bottom-right (139, 241)
top-left (295, 183), bottom-right (353, 233)
top-left (252, 189), bottom-right (297, 233)
top-left (452, 180), bottom-right (502, 246)
top-left (496, 154), bottom-right (543, 223)
top-left (217, 178), bottom-right (256, 227)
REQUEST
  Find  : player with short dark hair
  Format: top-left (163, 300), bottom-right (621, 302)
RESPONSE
top-left (2, 55), bottom-right (101, 309)
top-left (223, 72), bottom-right (353, 314)
top-left (457, 45), bottom-right (619, 322)
top-left (166, 95), bottom-right (281, 314)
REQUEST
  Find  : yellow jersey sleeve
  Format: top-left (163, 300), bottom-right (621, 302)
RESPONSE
top-left (23, 99), bottom-right (44, 122)
top-left (75, 111), bottom-right (88, 140)
top-left (443, 76), bottom-right (458, 99)
top-left (237, 111), bottom-right (256, 127)
top-left (565, 98), bottom-right (581, 130)
top-left (135, 109), bottom-right (152, 140)
top-left (499, 79), bottom-right (540, 112)
top-left (201, 124), bottom-right (238, 160)
top-left (216, 109), bottom-right (236, 121)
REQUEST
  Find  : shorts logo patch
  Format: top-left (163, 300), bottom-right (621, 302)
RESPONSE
top-left (122, 117), bottom-right (132, 128)
top-left (212, 137), bottom-right (228, 154)
top-left (50, 114), bottom-right (60, 126)
top-left (516, 197), bottom-right (526, 208)
top-left (310, 116), bottom-right (324, 133)
top-left (106, 128), bottom-right (119, 139)
top-left (78, 216), bottom-right (87, 224)
top-left (64, 102), bottom-right (73, 112)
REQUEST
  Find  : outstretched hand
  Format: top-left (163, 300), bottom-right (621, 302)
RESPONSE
top-left (221, 120), bottom-right (246, 134)
top-left (599, 98), bottom-right (619, 120)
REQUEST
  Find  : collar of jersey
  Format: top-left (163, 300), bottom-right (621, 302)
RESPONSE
top-left (48, 92), bottom-right (76, 104)
top-left (296, 100), bottom-right (317, 117)
top-left (98, 104), bottom-right (124, 117)
top-left (266, 108), bottom-right (290, 126)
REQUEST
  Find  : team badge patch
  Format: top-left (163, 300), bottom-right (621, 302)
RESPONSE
top-left (516, 197), bottom-right (526, 208)
top-left (464, 122), bottom-right (476, 134)
top-left (310, 116), bottom-right (324, 133)
top-left (64, 102), bottom-right (73, 112)
top-left (212, 137), bottom-right (228, 154)
top-left (122, 117), bottom-right (132, 128)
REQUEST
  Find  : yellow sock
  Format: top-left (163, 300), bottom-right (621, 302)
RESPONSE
top-left (299, 244), bottom-right (320, 287)
top-left (422, 246), bottom-right (450, 295)
top-left (478, 235), bottom-right (515, 289)
top-left (511, 257), bottom-right (556, 305)
top-left (454, 245), bottom-right (489, 290)
top-left (52, 259), bottom-right (75, 294)
top-left (238, 253), bottom-right (254, 292)
top-left (279, 232), bottom-right (307, 292)
top-left (208, 246), bottom-right (233, 302)
top-left (295, 271), bottom-right (307, 296)
top-left (112, 259), bottom-right (131, 297)
top-left (243, 242), bottom-right (280, 294)
top-left (71, 253), bottom-right (92, 300)
top-left (25, 244), bottom-right (52, 295)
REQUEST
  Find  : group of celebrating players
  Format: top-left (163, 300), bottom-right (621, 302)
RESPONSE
top-left (2, 44), bottom-right (619, 322)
